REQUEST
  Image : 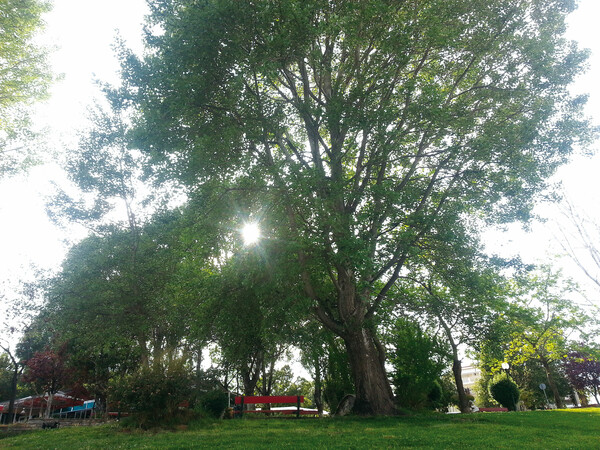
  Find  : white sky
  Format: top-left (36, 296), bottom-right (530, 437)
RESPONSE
top-left (1, 0), bottom-right (600, 323)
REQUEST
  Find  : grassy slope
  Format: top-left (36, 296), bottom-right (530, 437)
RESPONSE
top-left (1, 409), bottom-right (599, 449)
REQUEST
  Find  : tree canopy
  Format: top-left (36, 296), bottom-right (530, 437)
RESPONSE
top-left (116, 0), bottom-right (592, 414)
top-left (7, 0), bottom-right (598, 418)
top-left (0, 0), bottom-right (52, 174)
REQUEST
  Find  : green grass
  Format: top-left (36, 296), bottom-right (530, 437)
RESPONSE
top-left (1, 408), bottom-right (599, 449)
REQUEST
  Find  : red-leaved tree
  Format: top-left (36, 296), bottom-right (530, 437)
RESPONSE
top-left (564, 350), bottom-right (600, 405)
top-left (23, 348), bottom-right (70, 418)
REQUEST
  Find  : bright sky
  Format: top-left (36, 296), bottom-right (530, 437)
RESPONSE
top-left (1, 0), bottom-right (600, 322)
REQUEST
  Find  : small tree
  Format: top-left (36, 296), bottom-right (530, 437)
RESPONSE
top-left (196, 390), bottom-right (228, 419)
top-left (489, 373), bottom-right (520, 411)
top-left (322, 337), bottom-right (355, 414)
top-left (389, 318), bottom-right (450, 409)
top-left (0, 345), bottom-right (25, 423)
top-left (22, 348), bottom-right (70, 418)
top-left (504, 267), bottom-right (593, 409)
top-left (564, 350), bottom-right (600, 404)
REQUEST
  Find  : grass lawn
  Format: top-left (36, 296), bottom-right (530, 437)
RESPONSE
top-left (1, 408), bottom-right (598, 449)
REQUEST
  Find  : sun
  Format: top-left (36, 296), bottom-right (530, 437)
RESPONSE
top-left (241, 222), bottom-right (261, 245)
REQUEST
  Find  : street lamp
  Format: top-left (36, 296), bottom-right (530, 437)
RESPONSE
top-left (501, 362), bottom-right (518, 411)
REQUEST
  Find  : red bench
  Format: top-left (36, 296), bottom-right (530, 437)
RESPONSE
top-left (234, 395), bottom-right (317, 418)
top-left (477, 407), bottom-right (508, 412)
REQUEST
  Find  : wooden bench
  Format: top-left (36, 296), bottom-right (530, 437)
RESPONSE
top-left (234, 396), bottom-right (317, 418)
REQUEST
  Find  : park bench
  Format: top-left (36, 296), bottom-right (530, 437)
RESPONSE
top-left (234, 396), bottom-right (317, 418)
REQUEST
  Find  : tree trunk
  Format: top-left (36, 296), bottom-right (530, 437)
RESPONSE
top-left (45, 392), bottom-right (54, 418)
top-left (541, 358), bottom-right (564, 408)
top-left (5, 366), bottom-right (18, 424)
top-left (342, 327), bottom-right (395, 415)
top-left (241, 352), bottom-right (262, 396)
top-left (451, 356), bottom-right (470, 413)
top-left (313, 355), bottom-right (324, 416)
top-left (196, 347), bottom-right (203, 378)
top-left (437, 315), bottom-right (470, 413)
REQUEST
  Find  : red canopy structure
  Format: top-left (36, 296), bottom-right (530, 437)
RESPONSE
top-left (0, 391), bottom-right (86, 421)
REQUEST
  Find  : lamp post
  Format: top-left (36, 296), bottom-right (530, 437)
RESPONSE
top-left (501, 362), bottom-right (517, 411)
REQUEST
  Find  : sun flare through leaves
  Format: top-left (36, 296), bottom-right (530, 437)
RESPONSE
top-left (241, 222), bottom-right (261, 246)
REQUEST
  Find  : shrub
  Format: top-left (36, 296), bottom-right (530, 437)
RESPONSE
top-left (108, 357), bottom-right (194, 428)
top-left (389, 319), bottom-right (451, 409)
top-left (322, 337), bottom-right (355, 413)
top-left (427, 381), bottom-right (443, 408)
top-left (489, 373), bottom-right (520, 411)
top-left (474, 369), bottom-right (499, 407)
top-left (197, 389), bottom-right (229, 418)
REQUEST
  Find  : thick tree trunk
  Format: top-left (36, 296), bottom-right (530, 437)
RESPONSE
top-left (343, 328), bottom-right (395, 415)
top-left (452, 356), bottom-right (470, 413)
top-left (241, 371), bottom-right (258, 396)
top-left (241, 352), bottom-right (262, 396)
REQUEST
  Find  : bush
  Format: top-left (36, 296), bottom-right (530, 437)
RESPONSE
top-left (197, 389), bottom-right (229, 418)
top-left (489, 373), bottom-right (520, 411)
top-left (322, 337), bottom-right (355, 413)
top-left (427, 381), bottom-right (443, 408)
top-left (108, 357), bottom-right (194, 428)
top-left (473, 369), bottom-right (499, 408)
top-left (389, 319), bottom-right (451, 409)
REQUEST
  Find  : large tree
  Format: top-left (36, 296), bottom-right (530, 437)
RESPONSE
top-left (122, 0), bottom-right (591, 414)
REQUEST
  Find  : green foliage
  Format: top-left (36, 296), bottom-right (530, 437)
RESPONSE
top-left (196, 389), bottom-right (229, 419)
top-left (502, 267), bottom-right (591, 409)
top-left (489, 373), bottom-right (520, 411)
top-left (426, 381), bottom-right (444, 409)
top-left (206, 243), bottom-right (305, 395)
top-left (0, 353), bottom-right (14, 401)
top-left (322, 337), bottom-right (354, 413)
top-left (37, 210), bottom-right (204, 390)
top-left (117, 0), bottom-right (594, 414)
top-left (108, 357), bottom-right (194, 429)
top-left (436, 373), bottom-right (460, 410)
top-left (512, 361), bottom-right (572, 410)
top-left (473, 368), bottom-right (499, 408)
top-left (389, 318), bottom-right (450, 409)
top-left (0, 0), bottom-right (52, 174)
